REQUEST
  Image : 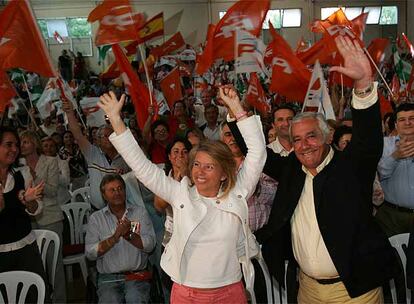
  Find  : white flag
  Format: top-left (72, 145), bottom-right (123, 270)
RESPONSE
top-left (36, 79), bottom-right (60, 119)
top-left (79, 97), bottom-right (106, 127)
top-left (235, 30), bottom-right (266, 74)
top-left (302, 60), bottom-right (335, 120)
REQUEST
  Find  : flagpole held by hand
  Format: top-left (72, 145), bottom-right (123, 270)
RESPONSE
top-left (363, 47), bottom-right (393, 96)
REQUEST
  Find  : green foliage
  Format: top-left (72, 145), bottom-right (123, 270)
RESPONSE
top-left (67, 18), bottom-right (92, 37)
top-left (380, 6), bottom-right (398, 25)
top-left (37, 19), bottom-right (48, 39)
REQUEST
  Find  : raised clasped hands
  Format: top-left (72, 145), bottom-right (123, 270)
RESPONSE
top-left (330, 36), bottom-right (373, 90)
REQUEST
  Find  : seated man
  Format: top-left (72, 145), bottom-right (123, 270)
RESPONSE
top-left (85, 174), bottom-right (156, 304)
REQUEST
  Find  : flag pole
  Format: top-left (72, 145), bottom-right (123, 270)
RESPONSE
top-left (363, 47), bottom-right (393, 96)
top-left (138, 44), bottom-right (154, 106)
top-left (19, 98), bottom-right (39, 130)
top-left (340, 64), bottom-right (344, 98)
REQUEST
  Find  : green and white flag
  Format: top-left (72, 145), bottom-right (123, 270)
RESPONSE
top-left (393, 44), bottom-right (412, 83)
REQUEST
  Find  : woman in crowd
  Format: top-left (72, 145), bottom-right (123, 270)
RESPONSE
top-left (19, 130), bottom-right (67, 303)
top-left (0, 127), bottom-right (49, 302)
top-left (42, 136), bottom-right (71, 204)
top-left (169, 100), bottom-right (195, 138)
top-left (153, 137), bottom-right (192, 297)
top-left (185, 127), bottom-right (205, 147)
top-left (58, 130), bottom-right (88, 190)
top-left (332, 125), bottom-right (353, 151)
top-left (98, 86), bottom-right (266, 303)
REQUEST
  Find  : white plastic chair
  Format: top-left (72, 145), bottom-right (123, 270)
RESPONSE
top-left (272, 261), bottom-right (289, 304)
top-left (0, 271), bottom-right (45, 304)
top-left (389, 233), bottom-right (411, 304)
top-left (252, 251), bottom-right (274, 304)
top-left (61, 202), bottom-right (91, 284)
top-left (70, 186), bottom-right (91, 204)
top-left (33, 229), bottom-right (60, 292)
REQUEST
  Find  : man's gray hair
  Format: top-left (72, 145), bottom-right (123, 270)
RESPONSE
top-left (97, 125), bottom-right (113, 138)
top-left (289, 112), bottom-right (331, 142)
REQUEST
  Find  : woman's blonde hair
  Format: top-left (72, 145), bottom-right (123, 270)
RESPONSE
top-left (188, 140), bottom-right (236, 199)
top-left (20, 130), bottom-right (42, 155)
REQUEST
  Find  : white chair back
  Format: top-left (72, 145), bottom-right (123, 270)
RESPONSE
top-left (252, 251), bottom-right (274, 304)
top-left (70, 186), bottom-right (91, 204)
top-left (61, 202), bottom-right (91, 245)
top-left (33, 229), bottom-right (60, 289)
top-left (389, 233), bottom-right (411, 303)
top-left (0, 271), bottom-right (45, 304)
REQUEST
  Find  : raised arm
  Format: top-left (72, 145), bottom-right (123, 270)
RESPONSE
top-left (61, 98), bottom-right (91, 153)
top-left (98, 92), bottom-right (180, 205)
top-left (218, 86), bottom-right (266, 198)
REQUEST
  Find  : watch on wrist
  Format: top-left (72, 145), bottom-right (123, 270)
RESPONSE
top-left (354, 83), bottom-right (374, 97)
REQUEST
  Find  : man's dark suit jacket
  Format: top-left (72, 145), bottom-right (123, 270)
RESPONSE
top-left (248, 101), bottom-right (398, 298)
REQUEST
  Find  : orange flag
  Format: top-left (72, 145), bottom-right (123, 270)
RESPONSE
top-left (196, 0), bottom-right (269, 75)
top-left (310, 9), bottom-right (350, 33)
top-left (266, 23), bottom-right (311, 102)
top-left (160, 67), bottom-right (182, 109)
top-left (0, 0), bottom-right (56, 77)
top-left (88, 0), bottom-right (145, 46)
top-left (112, 44), bottom-right (151, 129)
top-left (0, 70), bottom-right (17, 112)
top-left (150, 32), bottom-right (185, 58)
top-left (245, 73), bottom-right (270, 115)
top-left (137, 12), bottom-right (164, 44)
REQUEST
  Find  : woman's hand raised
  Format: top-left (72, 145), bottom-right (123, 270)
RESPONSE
top-left (218, 85), bottom-right (246, 121)
top-left (98, 92), bottom-right (127, 135)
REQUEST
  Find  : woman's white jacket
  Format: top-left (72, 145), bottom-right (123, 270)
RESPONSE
top-left (109, 115), bottom-right (266, 292)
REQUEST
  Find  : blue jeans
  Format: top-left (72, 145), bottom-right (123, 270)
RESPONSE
top-left (97, 273), bottom-right (151, 304)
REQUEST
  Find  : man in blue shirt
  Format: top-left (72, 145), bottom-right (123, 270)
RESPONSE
top-left (376, 103), bottom-right (414, 236)
top-left (85, 174), bottom-right (156, 303)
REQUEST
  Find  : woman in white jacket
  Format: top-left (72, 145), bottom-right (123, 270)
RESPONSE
top-left (98, 86), bottom-right (266, 304)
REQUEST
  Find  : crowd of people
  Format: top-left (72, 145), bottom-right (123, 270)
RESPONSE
top-left (1, 30), bottom-right (414, 304)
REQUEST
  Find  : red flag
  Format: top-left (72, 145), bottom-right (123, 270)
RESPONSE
top-left (112, 44), bottom-right (151, 129)
top-left (246, 73), bottom-right (270, 115)
top-left (0, 0), bottom-right (56, 77)
top-left (150, 32), bottom-right (185, 58)
top-left (266, 23), bottom-right (311, 101)
top-left (88, 0), bottom-right (145, 46)
top-left (53, 31), bottom-right (64, 44)
top-left (196, 24), bottom-right (216, 75)
top-left (401, 33), bottom-right (414, 58)
top-left (379, 91), bottom-right (393, 118)
top-left (196, 0), bottom-right (269, 75)
top-left (407, 67), bottom-right (414, 96)
top-left (0, 70), bottom-right (17, 112)
top-left (351, 12), bottom-right (368, 40)
top-left (160, 67), bottom-right (182, 109)
top-left (391, 73), bottom-right (400, 98)
top-left (297, 38), bottom-right (334, 65)
top-left (295, 37), bottom-right (308, 54)
top-left (367, 38), bottom-right (390, 74)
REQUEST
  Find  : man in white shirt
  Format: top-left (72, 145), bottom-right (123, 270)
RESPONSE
top-left (201, 104), bottom-right (221, 140)
top-left (267, 105), bottom-right (295, 156)
top-left (85, 174), bottom-right (156, 304)
top-left (257, 36), bottom-right (398, 303)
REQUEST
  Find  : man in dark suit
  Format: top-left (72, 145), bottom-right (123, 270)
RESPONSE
top-left (255, 36), bottom-right (398, 303)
